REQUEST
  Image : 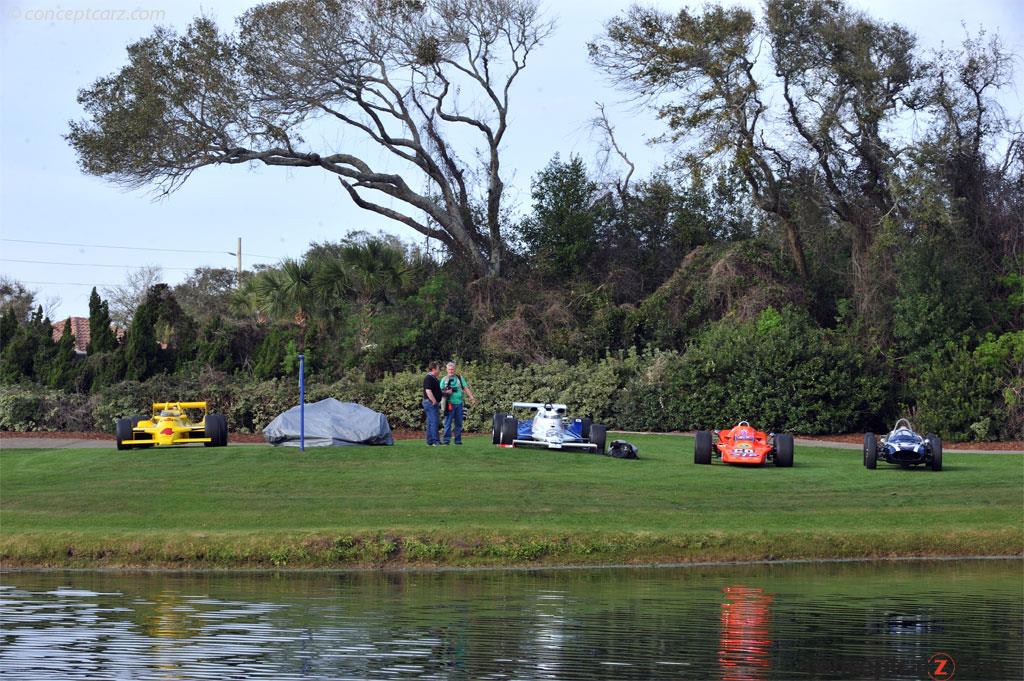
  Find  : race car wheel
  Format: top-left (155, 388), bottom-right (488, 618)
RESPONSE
top-left (581, 417), bottom-right (592, 440)
top-left (499, 415), bottom-right (518, 446)
top-left (216, 414), bottom-right (229, 447)
top-left (694, 431), bottom-right (712, 464)
top-left (204, 414), bottom-right (228, 447)
top-left (774, 434), bottom-right (794, 467)
top-left (589, 424), bottom-right (607, 455)
top-left (927, 434), bottom-right (942, 471)
top-left (115, 418), bottom-right (133, 451)
top-left (129, 414), bottom-right (145, 427)
top-left (492, 412), bottom-right (504, 444)
top-left (863, 433), bottom-right (877, 469)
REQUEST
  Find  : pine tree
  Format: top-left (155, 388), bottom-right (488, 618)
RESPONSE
top-left (0, 324), bottom-right (38, 383)
top-left (30, 306), bottom-right (56, 382)
top-left (124, 299), bottom-right (160, 381)
top-left (196, 315), bottom-right (233, 371)
top-left (0, 308), bottom-right (18, 350)
top-left (47, 318), bottom-right (80, 390)
top-left (86, 287), bottom-right (117, 353)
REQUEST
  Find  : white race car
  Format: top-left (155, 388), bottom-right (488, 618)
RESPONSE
top-left (492, 402), bottom-right (607, 454)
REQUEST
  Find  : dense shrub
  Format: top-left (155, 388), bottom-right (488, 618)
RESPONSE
top-left (665, 308), bottom-right (888, 433)
top-left (2, 319), bottom-right (1016, 440)
top-left (909, 331), bottom-right (1023, 440)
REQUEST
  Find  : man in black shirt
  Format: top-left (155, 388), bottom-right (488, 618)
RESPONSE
top-left (422, 362), bottom-right (442, 446)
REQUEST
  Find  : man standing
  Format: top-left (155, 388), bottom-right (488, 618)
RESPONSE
top-left (440, 361), bottom-right (477, 445)
top-left (422, 362), bottom-right (442, 446)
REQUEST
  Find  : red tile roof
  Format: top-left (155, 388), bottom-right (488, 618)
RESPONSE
top-left (52, 317), bottom-right (91, 354)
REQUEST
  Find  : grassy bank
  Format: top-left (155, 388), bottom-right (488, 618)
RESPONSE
top-left (2, 434), bottom-right (1022, 568)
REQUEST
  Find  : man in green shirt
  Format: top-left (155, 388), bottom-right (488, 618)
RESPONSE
top-left (440, 361), bottom-right (477, 445)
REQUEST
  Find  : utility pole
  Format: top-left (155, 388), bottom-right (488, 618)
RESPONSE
top-left (236, 237), bottom-right (242, 288)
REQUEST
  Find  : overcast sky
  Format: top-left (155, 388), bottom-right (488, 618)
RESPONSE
top-left (1, 0), bottom-right (1021, 320)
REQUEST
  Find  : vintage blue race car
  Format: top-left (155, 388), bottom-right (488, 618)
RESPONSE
top-left (864, 419), bottom-right (942, 471)
top-left (492, 402), bottom-right (607, 454)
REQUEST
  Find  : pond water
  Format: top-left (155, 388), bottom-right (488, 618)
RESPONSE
top-left (1, 559), bottom-right (1020, 680)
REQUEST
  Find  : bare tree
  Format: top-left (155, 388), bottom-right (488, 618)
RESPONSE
top-left (0, 276), bottom-right (39, 322)
top-left (589, 4), bottom-right (809, 279)
top-left (102, 265), bottom-right (164, 328)
top-left (590, 102), bottom-right (635, 200)
top-left (67, 0), bottom-right (554, 277)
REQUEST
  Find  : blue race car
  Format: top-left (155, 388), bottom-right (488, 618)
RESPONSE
top-left (492, 402), bottom-right (607, 454)
top-left (864, 419), bottom-right (942, 471)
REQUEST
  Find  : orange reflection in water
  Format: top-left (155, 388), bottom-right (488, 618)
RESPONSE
top-left (718, 585), bottom-right (773, 681)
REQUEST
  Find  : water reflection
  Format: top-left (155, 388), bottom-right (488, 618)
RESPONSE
top-left (0, 560), bottom-right (1021, 680)
top-left (719, 585), bottom-right (773, 681)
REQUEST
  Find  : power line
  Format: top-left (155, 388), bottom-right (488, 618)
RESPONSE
top-left (20, 281), bottom-right (120, 287)
top-left (0, 237), bottom-right (278, 260)
top-left (1, 258), bottom-right (195, 271)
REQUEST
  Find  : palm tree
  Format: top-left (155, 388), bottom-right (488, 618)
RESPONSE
top-left (240, 259), bottom-right (322, 354)
top-left (235, 258), bottom-right (348, 451)
top-left (337, 238), bottom-right (411, 349)
top-left (340, 238), bottom-right (411, 307)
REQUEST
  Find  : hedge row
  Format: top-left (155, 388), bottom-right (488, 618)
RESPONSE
top-left (2, 311), bottom-right (1018, 439)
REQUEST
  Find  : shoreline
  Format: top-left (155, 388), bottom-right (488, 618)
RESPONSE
top-left (4, 529), bottom-right (1021, 571)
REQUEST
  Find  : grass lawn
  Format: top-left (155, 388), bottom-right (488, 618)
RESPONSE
top-left (2, 434), bottom-right (1022, 568)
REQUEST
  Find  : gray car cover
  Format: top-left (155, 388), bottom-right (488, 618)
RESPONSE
top-left (263, 398), bottom-right (394, 447)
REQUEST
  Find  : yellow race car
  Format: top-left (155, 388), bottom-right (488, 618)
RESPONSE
top-left (115, 401), bottom-right (228, 450)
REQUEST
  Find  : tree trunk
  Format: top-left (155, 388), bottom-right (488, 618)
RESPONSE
top-left (782, 218), bottom-right (809, 280)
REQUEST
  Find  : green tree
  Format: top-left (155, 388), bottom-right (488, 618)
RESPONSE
top-left (196, 315), bottom-right (234, 372)
top-left (590, 4), bottom-right (810, 280)
top-left (0, 306), bottom-right (54, 383)
top-left (0, 277), bottom-right (37, 322)
top-left (86, 287), bottom-right (118, 353)
top-left (252, 326), bottom-right (292, 380)
top-left (0, 308), bottom-right (18, 350)
top-left (144, 284), bottom-right (198, 372)
top-left (67, 0), bottom-right (554, 276)
top-left (47, 318), bottom-right (80, 390)
top-left (519, 154), bottom-right (602, 279)
top-left (123, 297), bottom-right (161, 381)
top-left (173, 267), bottom-right (238, 323)
top-left (240, 259), bottom-right (347, 357)
top-left (589, 0), bottom-right (1019, 335)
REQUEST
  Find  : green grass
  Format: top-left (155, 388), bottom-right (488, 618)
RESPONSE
top-left (2, 434), bottom-right (1022, 568)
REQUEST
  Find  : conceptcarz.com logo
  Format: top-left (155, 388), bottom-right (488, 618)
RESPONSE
top-left (928, 652), bottom-right (956, 680)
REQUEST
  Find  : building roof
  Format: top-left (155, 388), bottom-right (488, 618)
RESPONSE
top-left (52, 317), bottom-right (91, 354)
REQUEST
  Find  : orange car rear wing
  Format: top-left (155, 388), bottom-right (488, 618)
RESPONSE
top-left (152, 401), bottom-right (208, 411)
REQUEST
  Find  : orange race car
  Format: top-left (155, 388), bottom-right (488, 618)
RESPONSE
top-left (694, 421), bottom-right (793, 467)
top-left (115, 401), bottom-right (228, 450)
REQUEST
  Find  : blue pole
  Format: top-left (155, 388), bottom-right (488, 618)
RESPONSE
top-left (299, 353), bottom-right (305, 452)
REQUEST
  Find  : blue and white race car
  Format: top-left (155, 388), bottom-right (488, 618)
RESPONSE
top-left (492, 402), bottom-right (607, 454)
top-left (864, 419), bottom-right (942, 471)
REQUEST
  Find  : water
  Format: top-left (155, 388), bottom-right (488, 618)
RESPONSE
top-left (1, 560), bottom-right (1020, 680)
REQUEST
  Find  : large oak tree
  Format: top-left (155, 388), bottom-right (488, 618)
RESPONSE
top-left (68, 0), bottom-right (553, 277)
top-left (589, 0), bottom-right (1019, 328)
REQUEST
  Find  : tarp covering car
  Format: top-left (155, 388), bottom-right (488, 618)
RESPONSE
top-left (263, 398), bottom-right (394, 447)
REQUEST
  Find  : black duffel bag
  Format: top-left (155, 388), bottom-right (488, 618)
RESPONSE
top-left (607, 440), bottom-right (638, 459)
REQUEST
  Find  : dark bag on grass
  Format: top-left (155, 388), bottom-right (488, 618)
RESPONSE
top-left (607, 440), bottom-right (638, 459)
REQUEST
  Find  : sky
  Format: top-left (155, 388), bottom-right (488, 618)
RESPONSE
top-left (0, 0), bottom-right (1021, 320)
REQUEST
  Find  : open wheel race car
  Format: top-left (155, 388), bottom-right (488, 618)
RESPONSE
top-left (115, 401), bottom-right (228, 450)
top-left (694, 421), bottom-right (794, 467)
top-left (492, 402), bottom-right (607, 454)
top-left (864, 419), bottom-right (942, 471)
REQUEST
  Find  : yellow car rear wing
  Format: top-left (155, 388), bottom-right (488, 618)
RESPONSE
top-left (152, 401), bottom-right (208, 412)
